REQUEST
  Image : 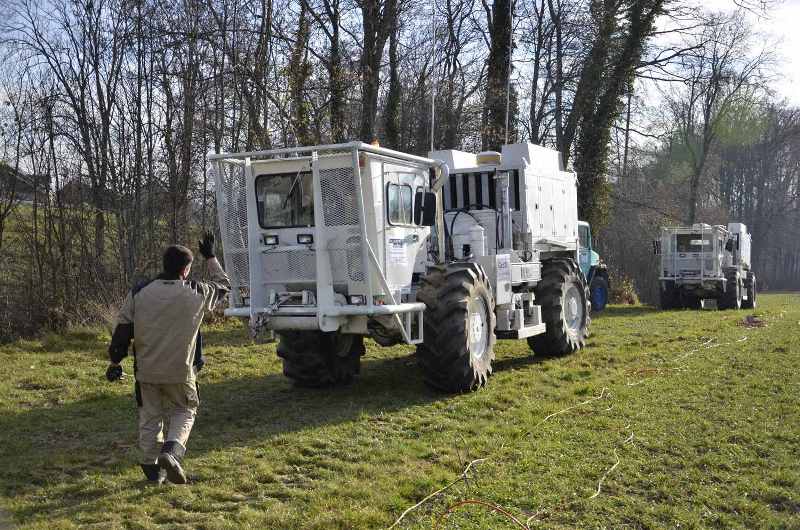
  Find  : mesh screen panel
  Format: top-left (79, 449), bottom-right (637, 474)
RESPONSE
top-left (320, 167), bottom-right (359, 226)
top-left (217, 163), bottom-right (250, 304)
top-left (345, 235), bottom-right (365, 281)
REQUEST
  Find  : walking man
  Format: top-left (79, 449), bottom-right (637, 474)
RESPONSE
top-left (106, 233), bottom-right (230, 484)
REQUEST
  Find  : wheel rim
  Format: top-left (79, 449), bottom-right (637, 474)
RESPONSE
top-left (565, 284), bottom-right (584, 333)
top-left (468, 296), bottom-right (489, 361)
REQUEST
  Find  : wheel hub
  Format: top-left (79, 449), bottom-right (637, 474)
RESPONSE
top-left (565, 285), bottom-right (584, 333)
top-left (468, 296), bottom-right (488, 361)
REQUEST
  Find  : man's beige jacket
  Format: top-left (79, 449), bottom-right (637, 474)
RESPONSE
top-left (115, 258), bottom-right (231, 384)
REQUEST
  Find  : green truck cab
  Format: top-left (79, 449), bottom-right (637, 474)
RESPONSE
top-left (578, 221), bottom-right (610, 312)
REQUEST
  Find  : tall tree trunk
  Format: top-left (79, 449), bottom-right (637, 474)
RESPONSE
top-left (384, 22), bottom-right (402, 148)
top-left (483, 0), bottom-right (512, 151)
top-left (358, 0), bottom-right (397, 141)
top-left (289, 2), bottom-right (313, 145)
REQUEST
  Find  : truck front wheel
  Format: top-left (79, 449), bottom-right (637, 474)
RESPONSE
top-left (416, 263), bottom-right (496, 392)
top-left (659, 281), bottom-right (680, 309)
top-left (528, 259), bottom-right (590, 356)
top-left (277, 331), bottom-right (364, 387)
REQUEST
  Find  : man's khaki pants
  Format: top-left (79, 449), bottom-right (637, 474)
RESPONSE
top-left (136, 381), bottom-right (199, 464)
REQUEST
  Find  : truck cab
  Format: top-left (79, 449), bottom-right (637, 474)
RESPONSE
top-left (578, 221), bottom-right (609, 311)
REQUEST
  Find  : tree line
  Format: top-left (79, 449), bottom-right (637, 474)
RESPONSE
top-left (0, 0), bottom-right (796, 338)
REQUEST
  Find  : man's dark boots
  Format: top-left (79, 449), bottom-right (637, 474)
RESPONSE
top-left (158, 441), bottom-right (188, 484)
top-left (140, 463), bottom-right (166, 485)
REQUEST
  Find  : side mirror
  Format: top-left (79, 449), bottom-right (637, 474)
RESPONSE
top-left (652, 240), bottom-right (661, 255)
top-left (414, 191), bottom-right (437, 226)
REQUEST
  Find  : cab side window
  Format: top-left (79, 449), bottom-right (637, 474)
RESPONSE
top-left (387, 183), bottom-right (413, 225)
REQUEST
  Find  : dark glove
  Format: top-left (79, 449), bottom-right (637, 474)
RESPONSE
top-left (198, 231), bottom-right (215, 259)
top-left (106, 364), bottom-right (124, 382)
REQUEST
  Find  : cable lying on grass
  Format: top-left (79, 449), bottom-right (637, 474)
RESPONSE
top-left (588, 431), bottom-right (635, 500)
top-left (388, 388), bottom-right (611, 529)
top-left (435, 499), bottom-right (531, 530)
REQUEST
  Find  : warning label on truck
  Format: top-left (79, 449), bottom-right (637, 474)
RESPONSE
top-left (388, 238), bottom-right (407, 266)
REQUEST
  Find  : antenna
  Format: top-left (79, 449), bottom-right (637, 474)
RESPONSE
top-left (504, 0), bottom-right (513, 145)
top-left (429, 0), bottom-right (437, 152)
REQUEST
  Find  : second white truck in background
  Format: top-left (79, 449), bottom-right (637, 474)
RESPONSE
top-left (656, 223), bottom-right (756, 310)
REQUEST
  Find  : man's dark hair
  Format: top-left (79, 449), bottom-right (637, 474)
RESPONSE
top-left (163, 245), bottom-right (194, 277)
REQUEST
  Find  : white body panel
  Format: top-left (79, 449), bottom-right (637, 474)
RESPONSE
top-left (727, 222), bottom-right (752, 269)
top-left (430, 142), bottom-right (579, 256)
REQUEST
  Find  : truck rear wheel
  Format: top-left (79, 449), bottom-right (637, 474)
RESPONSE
top-left (742, 273), bottom-right (757, 309)
top-left (719, 272), bottom-right (743, 310)
top-left (277, 331), bottom-right (364, 387)
top-left (527, 259), bottom-right (590, 356)
top-left (416, 263), bottom-right (496, 392)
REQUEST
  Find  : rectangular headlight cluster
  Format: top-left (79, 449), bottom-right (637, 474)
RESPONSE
top-left (297, 234), bottom-right (313, 244)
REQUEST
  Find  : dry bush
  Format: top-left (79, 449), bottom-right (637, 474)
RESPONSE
top-left (609, 271), bottom-right (640, 305)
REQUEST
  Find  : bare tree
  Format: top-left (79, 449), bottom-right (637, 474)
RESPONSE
top-left (663, 12), bottom-right (770, 223)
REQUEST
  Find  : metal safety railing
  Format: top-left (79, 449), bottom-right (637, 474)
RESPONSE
top-left (209, 142), bottom-right (437, 343)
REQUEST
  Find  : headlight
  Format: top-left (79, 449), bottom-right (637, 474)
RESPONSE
top-left (263, 234), bottom-right (279, 245)
top-left (349, 295), bottom-right (366, 305)
top-left (297, 234), bottom-right (313, 244)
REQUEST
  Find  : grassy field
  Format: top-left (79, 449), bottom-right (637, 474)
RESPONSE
top-left (0, 294), bottom-right (798, 529)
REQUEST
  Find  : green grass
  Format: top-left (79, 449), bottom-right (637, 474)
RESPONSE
top-left (0, 294), bottom-right (798, 529)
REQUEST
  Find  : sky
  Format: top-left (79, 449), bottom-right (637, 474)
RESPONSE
top-left (759, 0), bottom-right (800, 104)
top-left (701, 0), bottom-right (800, 105)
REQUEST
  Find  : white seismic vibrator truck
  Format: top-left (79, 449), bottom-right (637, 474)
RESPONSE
top-left (655, 223), bottom-right (756, 310)
top-left (209, 142), bottom-right (590, 392)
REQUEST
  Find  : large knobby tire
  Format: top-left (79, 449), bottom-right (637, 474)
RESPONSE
top-left (659, 281), bottom-right (680, 310)
top-left (277, 331), bottom-right (364, 387)
top-left (681, 291), bottom-right (701, 310)
top-left (742, 273), bottom-right (757, 309)
top-left (416, 262), bottom-right (496, 392)
top-left (527, 259), bottom-right (590, 356)
top-left (589, 274), bottom-right (609, 312)
top-left (719, 272), bottom-right (743, 310)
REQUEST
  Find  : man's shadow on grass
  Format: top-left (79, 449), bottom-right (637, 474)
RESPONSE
top-left (0, 350), bottom-right (445, 513)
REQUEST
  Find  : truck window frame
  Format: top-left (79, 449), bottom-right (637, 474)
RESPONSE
top-left (255, 171), bottom-right (315, 229)
top-left (386, 182), bottom-right (415, 227)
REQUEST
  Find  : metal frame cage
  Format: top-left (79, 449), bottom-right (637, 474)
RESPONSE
top-left (209, 142), bottom-right (439, 343)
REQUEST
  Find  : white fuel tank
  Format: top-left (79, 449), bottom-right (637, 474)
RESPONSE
top-left (450, 216), bottom-right (487, 259)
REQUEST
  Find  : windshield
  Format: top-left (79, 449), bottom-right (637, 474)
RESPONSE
top-left (256, 171), bottom-right (314, 228)
top-left (676, 233), bottom-right (711, 253)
